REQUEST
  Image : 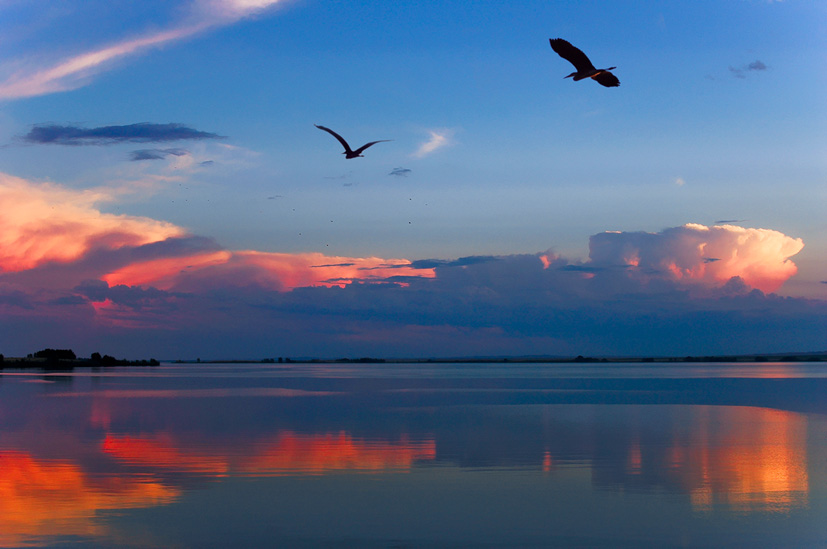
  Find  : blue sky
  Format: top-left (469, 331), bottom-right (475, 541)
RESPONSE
top-left (0, 0), bottom-right (825, 358)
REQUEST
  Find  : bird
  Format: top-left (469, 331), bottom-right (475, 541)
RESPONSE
top-left (549, 38), bottom-right (619, 87)
top-left (314, 124), bottom-right (391, 159)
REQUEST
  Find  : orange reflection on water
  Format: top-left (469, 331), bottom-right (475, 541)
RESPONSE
top-left (0, 451), bottom-right (178, 546)
top-left (238, 431), bottom-right (437, 475)
top-left (102, 434), bottom-right (230, 475)
top-left (103, 431), bottom-right (437, 477)
top-left (674, 407), bottom-right (809, 513)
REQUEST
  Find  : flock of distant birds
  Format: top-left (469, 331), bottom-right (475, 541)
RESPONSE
top-left (316, 38), bottom-right (619, 158)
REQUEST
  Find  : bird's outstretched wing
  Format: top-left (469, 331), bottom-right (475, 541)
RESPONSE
top-left (352, 140), bottom-right (392, 156)
top-left (593, 71), bottom-right (620, 87)
top-left (315, 124), bottom-right (353, 154)
top-left (549, 38), bottom-right (595, 72)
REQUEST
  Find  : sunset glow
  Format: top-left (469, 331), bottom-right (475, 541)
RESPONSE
top-left (0, 451), bottom-right (178, 546)
top-left (102, 431), bottom-right (437, 477)
top-left (0, 173), bottom-right (185, 273)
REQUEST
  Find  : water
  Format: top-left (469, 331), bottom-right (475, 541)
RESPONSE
top-left (1, 362), bottom-right (826, 547)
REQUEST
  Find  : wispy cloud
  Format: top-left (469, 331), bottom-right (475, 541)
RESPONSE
top-left (22, 123), bottom-right (223, 146)
top-left (0, 0), bottom-right (285, 100)
top-left (389, 167), bottom-right (412, 177)
top-left (729, 60), bottom-right (768, 79)
top-left (413, 129), bottom-right (455, 158)
top-left (130, 148), bottom-right (191, 161)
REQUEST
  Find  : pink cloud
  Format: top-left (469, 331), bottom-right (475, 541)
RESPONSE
top-left (0, 173), bottom-right (185, 273)
top-left (589, 223), bottom-right (804, 293)
top-left (105, 250), bottom-right (434, 292)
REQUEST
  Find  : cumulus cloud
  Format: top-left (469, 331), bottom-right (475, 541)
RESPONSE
top-left (0, 172), bottom-right (186, 273)
top-left (413, 129), bottom-right (455, 158)
top-left (0, 0), bottom-right (285, 100)
top-left (588, 224), bottom-right (803, 293)
top-left (0, 174), bottom-right (819, 358)
top-left (23, 123), bottom-right (222, 146)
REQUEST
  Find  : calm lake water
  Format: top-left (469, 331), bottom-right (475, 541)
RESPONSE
top-left (1, 361), bottom-right (826, 548)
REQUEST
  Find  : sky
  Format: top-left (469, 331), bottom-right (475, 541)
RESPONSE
top-left (1, 0), bottom-right (825, 359)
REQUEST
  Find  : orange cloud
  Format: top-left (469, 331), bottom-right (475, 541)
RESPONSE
top-left (590, 223), bottom-right (804, 293)
top-left (0, 173), bottom-right (185, 273)
top-left (104, 250), bottom-right (434, 291)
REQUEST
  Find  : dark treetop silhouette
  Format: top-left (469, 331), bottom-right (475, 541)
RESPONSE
top-left (314, 124), bottom-right (391, 159)
top-left (549, 38), bottom-right (620, 88)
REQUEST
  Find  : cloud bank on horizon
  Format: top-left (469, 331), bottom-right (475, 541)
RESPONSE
top-left (1, 173), bottom-right (821, 359)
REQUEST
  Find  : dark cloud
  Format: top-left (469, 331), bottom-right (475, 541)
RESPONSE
top-left (75, 279), bottom-right (109, 302)
top-left (558, 264), bottom-right (604, 273)
top-left (50, 295), bottom-right (89, 306)
top-left (389, 167), bottom-right (412, 177)
top-left (129, 148), bottom-right (190, 161)
top-left (729, 60), bottom-right (768, 79)
top-left (0, 288), bottom-right (34, 310)
top-left (409, 256), bottom-right (500, 269)
top-left (22, 123), bottom-right (223, 145)
top-left (313, 263), bottom-right (356, 268)
top-left (715, 219), bottom-right (745, 224)
top-left (0, 221), bottom-right (821, 360)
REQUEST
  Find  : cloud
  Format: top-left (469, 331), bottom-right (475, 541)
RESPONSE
top-left (0, 0), bottom-right (285, 100)
top-left (413, 129), bottom-right (455, 158)
top-left (674, 177), bottom-right (685, 187)
top-left (22, 123), bottom-right (223, 146)
top-left (130, 148), bottom-right (191, 161)
top-left (102, 251), bottom-right (433, 293)
top-left (587, 223), bottom-right (803, 293)
top-left (0, 172), bottom-right (186, 273)
top-left (729, 60), bottom-right (768, 79)
top-left (389, 167), bottom-right (412, 177)
top-left (0, 173), bottom-right (820, 358)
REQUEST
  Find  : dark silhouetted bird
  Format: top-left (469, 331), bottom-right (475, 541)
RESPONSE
top-left (549, 38), bottom-right (619, 87)
top-left (315, 125), bottom-right (390, 159)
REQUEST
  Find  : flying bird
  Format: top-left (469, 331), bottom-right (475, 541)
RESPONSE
top-left (549, 38), bottom-right (619, 87)
top-left (315, 124), bottom-right (391, 159)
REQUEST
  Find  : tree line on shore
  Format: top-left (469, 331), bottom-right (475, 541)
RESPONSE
top-left (0, 348), bottom-right (159, 369)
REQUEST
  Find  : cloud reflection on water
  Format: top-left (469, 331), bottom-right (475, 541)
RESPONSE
top-left (0, 365), bottom-right (823, 546)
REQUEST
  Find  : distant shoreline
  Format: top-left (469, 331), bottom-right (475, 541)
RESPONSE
top-left (1, 352), bottom-right (824, 370)
top-left (169, 351), bottom-right (827, 365)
